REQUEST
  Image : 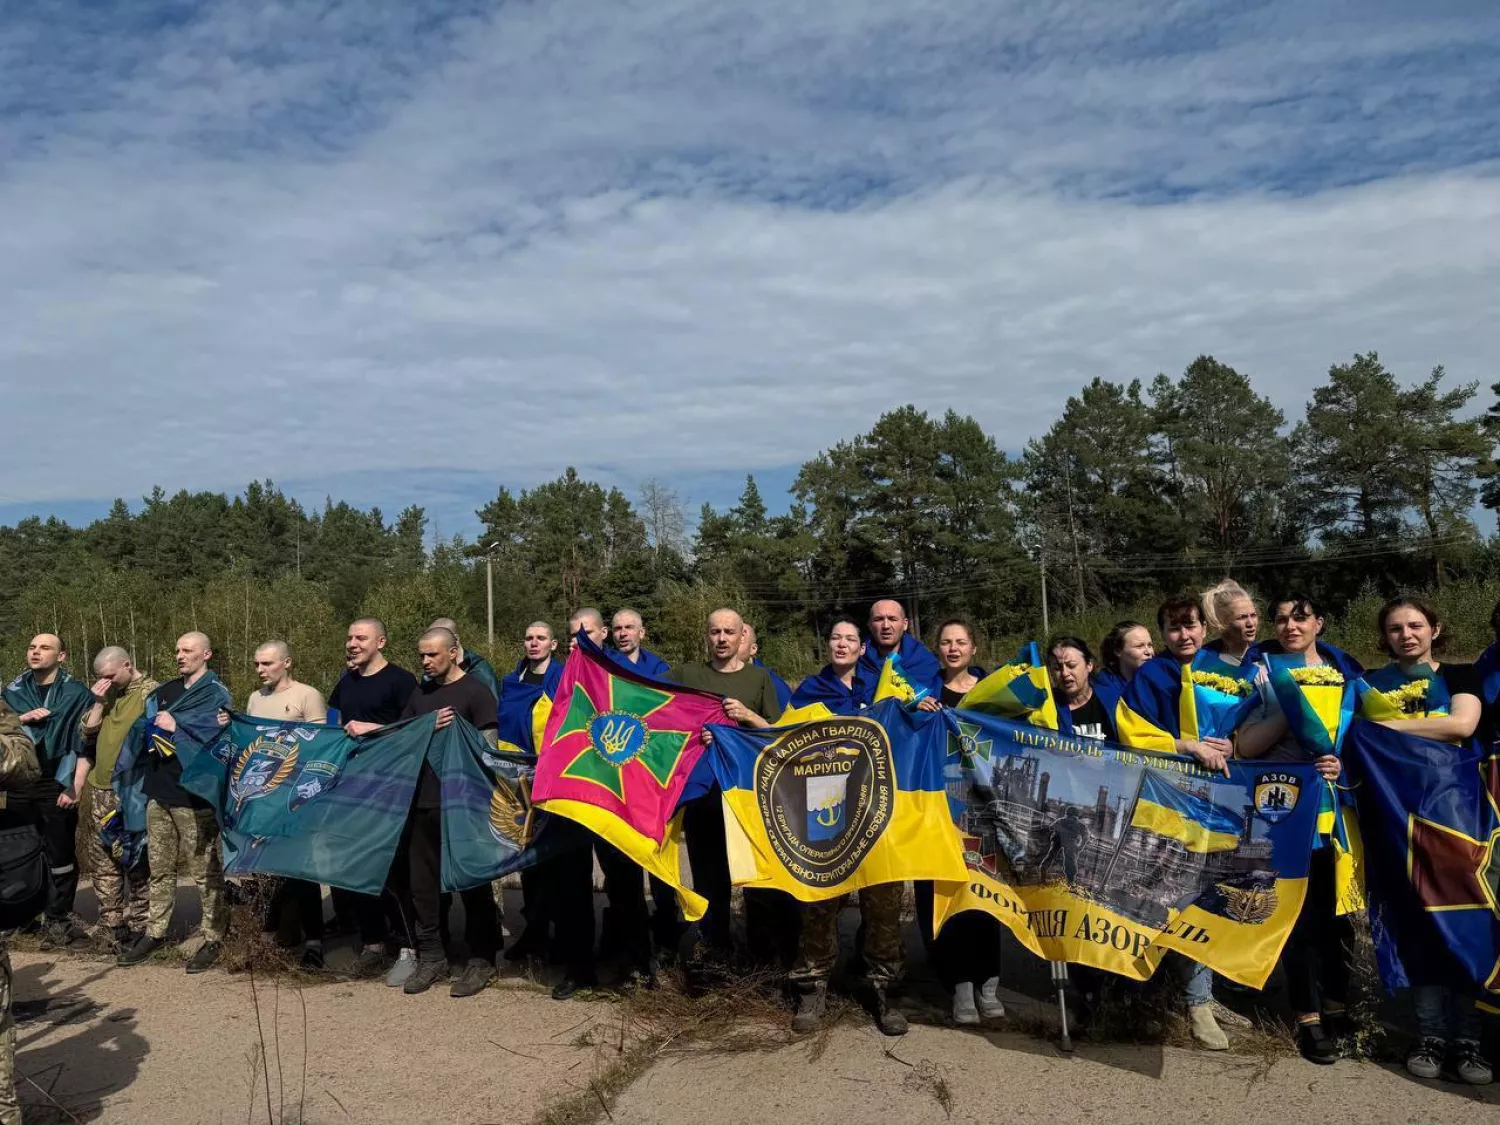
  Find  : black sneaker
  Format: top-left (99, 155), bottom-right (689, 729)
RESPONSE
top-left (450, 960), bottom-right (497, 999)
top-left (1321, 1008), bottom-right (1355, 1039)
top-left (351, 947), bottom-right (387, 979)
top-left (299, 946), bottom-right (326, 972)
top-left (551, 975), bottom-right (596, 1001)
top-left (186, 941), bottom-right (222, 974)
top-left (1296, 1021), bottom-right (1338, 1065)
top-left (403, 959), bottom-right (449, 995)
top-left (117, 934), bottom-right (163, 967)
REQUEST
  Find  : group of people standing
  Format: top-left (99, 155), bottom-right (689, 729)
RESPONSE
top-left (0, 582), bottom-right (1493, 1098)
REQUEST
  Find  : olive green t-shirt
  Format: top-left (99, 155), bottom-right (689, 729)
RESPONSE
top-left (667, 663), bottom-right (785, 726)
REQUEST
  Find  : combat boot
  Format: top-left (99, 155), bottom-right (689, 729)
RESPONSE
top-left (792, 981), bottom-right (827, 1034)
top-left (872, 985), bottom-right (908, 1036)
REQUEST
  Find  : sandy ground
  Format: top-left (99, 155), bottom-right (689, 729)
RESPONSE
top-left (11, 882), bottom-right (1500, 1124)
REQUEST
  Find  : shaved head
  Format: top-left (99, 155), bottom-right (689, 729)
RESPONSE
top-left (26, 634), bottom-right (66, 675)
top-left (175, 632), bottom-right (212, 679)
top-left (527, 620), bottom-right (554, 640)
top-left (94, 646), bottom-right (132, 672)
top-left (254, 640), bottom-right (290, 662)
top-left (707, 608), bottom-right (744, 664)
top-left (420, 627), bottom-right (459, 650)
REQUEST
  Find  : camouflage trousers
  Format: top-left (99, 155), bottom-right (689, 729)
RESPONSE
top-left (0, 941), bottom-right (17, 1125)
top-left (789, 883), bottom-right (905, 987)
top-left (146, 802), bottom-right (228, 943)
top-left (84, 786), bottom-right (149, 933)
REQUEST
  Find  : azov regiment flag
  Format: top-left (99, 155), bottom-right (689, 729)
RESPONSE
top-left (932, 710), bottom-right (1322, 987)
top-left (708, 701), bottom-right (967, 902)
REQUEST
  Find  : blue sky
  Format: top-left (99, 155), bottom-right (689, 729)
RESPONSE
top-left (3, 1), bottom-right (1499, 539)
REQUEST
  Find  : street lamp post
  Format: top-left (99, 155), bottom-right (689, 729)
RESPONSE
top-left (484, 539), bottom-right (500, 647)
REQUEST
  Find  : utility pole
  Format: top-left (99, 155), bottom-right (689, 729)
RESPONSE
top-left (484, 539), bottom-right (500, 647)
top-left (1032, 536), bottom-right (1050, 637)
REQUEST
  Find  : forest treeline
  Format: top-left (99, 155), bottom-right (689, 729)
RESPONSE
top-left (6, 352), bottom-right (1500, 700)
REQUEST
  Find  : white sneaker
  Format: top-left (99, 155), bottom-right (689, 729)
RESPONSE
top-left (385, 948), bottom-right (417, 988)
top-left (952, 982), bottom-right (980, 1025)
top-left (977, 977), bottom-right (1006, 1019)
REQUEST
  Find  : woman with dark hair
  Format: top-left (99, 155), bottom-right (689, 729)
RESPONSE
top-left (912, 618), bottom-right (1005, 1025)
top-left (788, 620), bottom-right (867, 716)
top-left (1360, 597), bottom-right (1489, 1085)
top-left (1237, 593), bottom-right (1364, 1065)
top-left (1047, 636), bottom-right (1115, 741)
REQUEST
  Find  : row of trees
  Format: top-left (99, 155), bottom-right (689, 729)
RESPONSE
top-left (4, 353), bottom-right (1498, 699)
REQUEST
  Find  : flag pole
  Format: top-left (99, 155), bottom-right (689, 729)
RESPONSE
top-left (1099, 768), bottom-right (1148, 892)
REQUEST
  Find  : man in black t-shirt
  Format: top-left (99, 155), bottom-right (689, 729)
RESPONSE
top-left (326, 617), bottom-right (419, 977)
top-left (392, 627), bottom-right (501, 999)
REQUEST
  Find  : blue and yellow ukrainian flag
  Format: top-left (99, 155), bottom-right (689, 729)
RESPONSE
top-left (1129, 771), bottom-right (1242, 853)
top-left (707, 701), bottom-right (967, 902)
top-left (1115, 650), bottom-right (1257, 753)
top-left (873, 651), bottom-right (932, 705)
top-left (957, 643), bottom-right (1059, 729)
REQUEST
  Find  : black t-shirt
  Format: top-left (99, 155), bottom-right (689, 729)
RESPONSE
top-left (402, 674), bottom-right (498, 808)
top-left (1068, 693), bottom-right (1114, 742)
top-left (142, 679), bottom-right (203, 809)
top-left (1436, 662), bottom-right (1481, 702)
top-left (520, 666), bottom-right (549, 686)
top-left (329, 663), bottom-right (418, 726)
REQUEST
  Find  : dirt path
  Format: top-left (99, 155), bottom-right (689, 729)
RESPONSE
top-left (12, 950), bottom-right (1498, 1125)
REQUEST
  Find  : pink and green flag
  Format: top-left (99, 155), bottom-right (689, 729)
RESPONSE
top-left (533, 639), bottom-right (724, 919)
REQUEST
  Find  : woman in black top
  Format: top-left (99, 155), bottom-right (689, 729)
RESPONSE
top-left (935, 619), bottom-right (985, 707)
top-left (1046, 636), bottom-right (1116, 741)
top-left (913, 619), bottom-right (1004, 1024)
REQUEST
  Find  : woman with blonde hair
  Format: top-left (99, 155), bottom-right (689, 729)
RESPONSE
top-left (1202, 579), bottom-right (1259, 665)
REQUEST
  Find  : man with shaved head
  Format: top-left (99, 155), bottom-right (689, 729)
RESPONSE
top-left (855, 599), bottom-right (942, 706)
top-left (4, 633), bottom-right (92, 946)
top-left (667, 609), bottom-right (785, 961)
top-left (224, 641), bottom-right (329, 967)
top-left (78, 646), bottom-right (158, 948)
top-left (568, 607), bottom-right (608, 652)
top-left (119, 631), bottom-right (233, 972)
top-left (392, 627), bottom-right (502, 998)
top-left (608, 609), bottom-right (669, 679)
top-left (736, 622), bottom-right (793, 711)
top-left (327, 616), bottom-right (417, 979)
top-left (428, 617), bottom-right (499, 698)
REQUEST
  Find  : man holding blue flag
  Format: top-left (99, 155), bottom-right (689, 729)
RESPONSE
top-left (119, 632), bottom-right (233, 973)
top-left (4, 634), bottom-right (92, 947)
top-left (856, 600), bottom-right (941, 707)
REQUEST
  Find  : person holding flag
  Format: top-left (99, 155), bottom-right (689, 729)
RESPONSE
top-left (668, 609), bottom-right (787, 967)
top-left (500, 621), bottom-right (566, 966)
top-left (914, 619), bottom-right (1007, 1025)
top-left (1237, 593), bottom-right (1364, 1065)
top-left (1359, 598), bottom-right (1489, 1084)
top-left (1117, 596), bottom-right (1258, 1051)
top-left (1047, 637), bottom-right (1116, 742)
top-left (787, 620), bottom-right (868, 717)
top-left (857, 600), bottom-right (941, 707)
top-left (4, 633), bottom-right (92, 947)
top-left (117, 632), bottom-right (233, 972)
top-left (428, 618), bottom-right (499, 698)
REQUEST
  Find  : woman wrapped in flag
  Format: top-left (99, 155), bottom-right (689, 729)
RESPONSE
top-left (1237, 593), bottom-right (1364, 1066)
top-left (785, 619), bottom-right (869, 719)
top-left (1097, 620), bottom-right (1155, 701)
top-left (1116, 594), bottom-right (1258, 1051)
top-left (1046, 636), bottom-right (1117, 741)
top-left (911, 619), bottom-right (1006, 1027)
top-left (1201, 579), bottom-right (1260, 666)
top-left (1116, 594), bottom-right (1258, 774)
top-left (1360, 597), bottom-right (1490, 1085)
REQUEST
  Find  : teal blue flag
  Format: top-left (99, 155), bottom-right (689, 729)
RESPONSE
top-left (182, 712), bottom-right (575, 895)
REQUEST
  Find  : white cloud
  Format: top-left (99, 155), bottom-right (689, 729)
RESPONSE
top-left (1, 1), bottom-right (1498, 511)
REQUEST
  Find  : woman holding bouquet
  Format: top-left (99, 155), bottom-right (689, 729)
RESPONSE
top-left (1362, 598), bottom-right (1489, 1085)
top-left (911, 620), bottom-right (1006, 1025)
top-left (1202, 579), bottom-right (1260, 665)
top-left (1237, 594), bottom-right (1363, 1065)
top-left (1117, 595), bottom-right (1260, 1050)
